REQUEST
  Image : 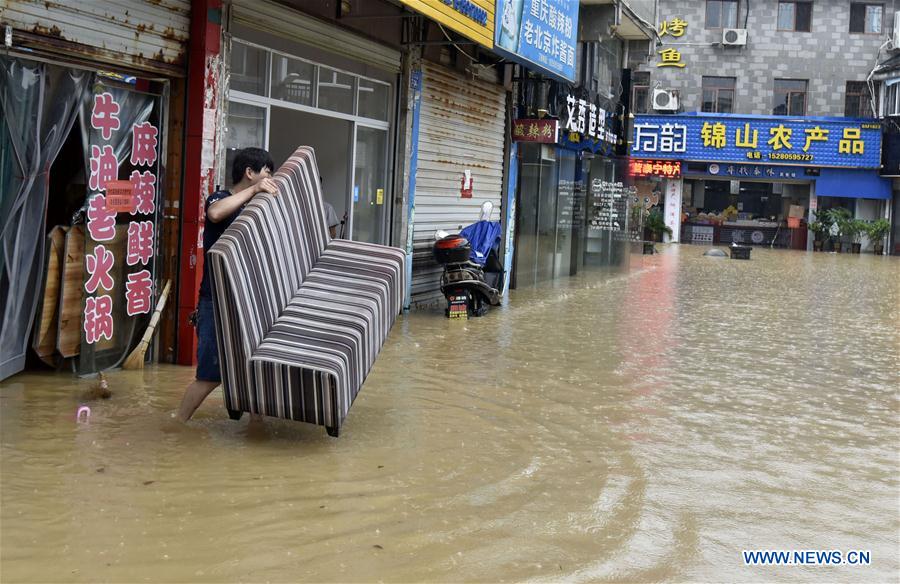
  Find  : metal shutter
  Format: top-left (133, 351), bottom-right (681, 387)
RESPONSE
top-left (230, 0), bottom-right (401, 74)
top-left (411, 61), bottom-right (506, 307)
top-left (2, 0), bottom-right (190, 76)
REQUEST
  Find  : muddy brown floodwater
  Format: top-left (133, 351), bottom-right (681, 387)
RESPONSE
top-left (1, 247), bottom-right (898, 583)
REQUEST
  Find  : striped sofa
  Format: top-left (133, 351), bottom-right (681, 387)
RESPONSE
top-left (206, 147), bottom-right (405, 436)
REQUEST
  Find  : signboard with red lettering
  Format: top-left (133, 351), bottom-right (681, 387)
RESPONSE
top-left (81, 81), bottom-right (163, 371)
top-left (629, 159), bottom-right (682, 178)
top-left (512, 119), bottom-right (558, 143)
top-left (105, 180), bottom-right (134, 212)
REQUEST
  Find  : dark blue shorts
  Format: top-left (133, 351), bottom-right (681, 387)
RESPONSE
top-left (196, 296), bottom-right (221, 382)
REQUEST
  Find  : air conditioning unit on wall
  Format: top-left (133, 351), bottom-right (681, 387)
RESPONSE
top-left (722, 28), bottom-right (748, 46)
top-left (652, 88), bottom-right (678, 111)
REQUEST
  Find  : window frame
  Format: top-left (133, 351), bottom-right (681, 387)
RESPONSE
top-left (631, 72), bottom-right (650, 114)
top-left (701, 76), bottom-right (736, 113)
top-left (849, 3), bottom-right (884, 35)
top-left (773, 78), bottom-right (808, 116)
top-left (777, 1), bottom-right (813, 32)
top-left (885, 83), bottom-right (900, 117)
top-left (705, 0), bottom-right (740, 29)
top-left (845, 81), bottom-right (878, 117)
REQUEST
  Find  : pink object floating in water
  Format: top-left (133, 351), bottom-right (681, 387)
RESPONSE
top-left (76, 406), bottom-right (91, 423)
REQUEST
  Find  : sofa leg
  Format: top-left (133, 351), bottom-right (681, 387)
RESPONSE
top-left (227, 408), bottom-right (244, 421)
top-left (326, 425), bottom-right (340, 438)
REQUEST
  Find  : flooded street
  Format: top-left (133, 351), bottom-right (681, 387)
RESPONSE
top-left (2, 247), bottom-right (898, 583)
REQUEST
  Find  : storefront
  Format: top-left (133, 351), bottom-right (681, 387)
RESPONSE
top-left (0, 3), bottom-right (189, 380)
top-left (226, 0), bottom-right (403, 245)
top-left (399, 1), bottom-right (507, 307)
top-left (500, 1), bottom-right (638, 287)
top-left (630, 113), bottom-right (890, 251)
top-left (512, 99), bottom-right (627, 286)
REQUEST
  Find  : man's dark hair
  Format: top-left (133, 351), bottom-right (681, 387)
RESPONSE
top-left (231, 147), bottom-right (274, 185)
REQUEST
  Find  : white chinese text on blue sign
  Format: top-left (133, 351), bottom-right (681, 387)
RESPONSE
top-left (495, 0), bottom-right (579, 82)
top-left (631, 115), bottom-right (881, 169)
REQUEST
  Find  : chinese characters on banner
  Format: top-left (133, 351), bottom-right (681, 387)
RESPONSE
top-left (494, 0), bottom-right (579, 81)
top-left (629, 159), bottom-right (682, 178)
top-left (84, 90), bottom-right (159, 345)
top-left (657, 17), bottom-right (688, 68)
top-left (563, 94), bottom-right (618, 145)
top-left (631, 115), bottom-right (881, 168)
top-left (511, 118), bottom-right (558, 143)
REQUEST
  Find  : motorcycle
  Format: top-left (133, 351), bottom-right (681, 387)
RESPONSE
top-left (432, 202), bottom-right (504, 318)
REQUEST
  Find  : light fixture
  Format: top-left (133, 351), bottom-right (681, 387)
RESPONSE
top-left (340, 0), bottom-right (351, 17)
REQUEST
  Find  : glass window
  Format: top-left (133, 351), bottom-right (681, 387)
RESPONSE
top-left (230, 42), bottom-right (269, 96)
top-left (777, 2), bottom-right (795, 29)
top-left (225, 102), bottom-right (267, 187)
top-left (352, 126), bottom-right (389, 243)
top-left (706, 0), bottom-right (739, 28)
top-left (317, 67), bottom-right (356, 115)
top-left (778, 2), bottom-right (812, 31)
top-left (632, 72), bottom-right (650, 114)
top-left (845, 81), bottom-right (877, 117)
top-left (702, 77), bottom-right (735, 113)
top-left (850, 3), bottom-right (883, 33)
top-left (358, 79), bottom-right (389, 121)
top-left (773, 79), bottom-right (807, 115)
top-left (271, 54), bottom-right (314, 106)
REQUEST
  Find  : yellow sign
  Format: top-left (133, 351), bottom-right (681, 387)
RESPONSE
top-left (398, 0), bottom-right (495, 48)
top-left (376, 188), bottom-right (384, 205)
top-left (659, 17), bottom-right (687, 37)
top-left (657, 17), bottom-right (689, 67)
top-left (657, 48), bottom-right (685, 68)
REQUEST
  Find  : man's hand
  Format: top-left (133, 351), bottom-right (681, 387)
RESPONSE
top-left (255, 178), bottom-right (278, 196)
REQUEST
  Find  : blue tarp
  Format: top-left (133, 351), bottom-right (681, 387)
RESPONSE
top-left (460, 221), bottom-right (502, 266)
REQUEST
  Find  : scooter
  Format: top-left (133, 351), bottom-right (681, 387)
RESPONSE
top-left (432, 202), bottom-right (504, 318)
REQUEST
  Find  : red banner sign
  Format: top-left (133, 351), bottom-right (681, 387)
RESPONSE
top-left (104, 180), bottom-right (134, 212)
top-left (512, 119), bottom-right (559, 143)
top-left (629, 159), bottom-right (682, 178)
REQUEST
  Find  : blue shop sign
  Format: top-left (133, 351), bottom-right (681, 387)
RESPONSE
top-left (631, 113), bottom-right (881, 169)
top-left (494, 0), bottom-right (579, 82)
top-left (697, 163), bottom-right (810, 179)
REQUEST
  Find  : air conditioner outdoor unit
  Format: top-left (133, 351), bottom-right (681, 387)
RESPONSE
top-left (652, 88), bottom-right (678, 111)
top-left (722, 28), bottom-right (748, 46)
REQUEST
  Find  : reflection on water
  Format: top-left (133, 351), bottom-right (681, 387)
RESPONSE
top-left (2, 247), bottom-right (898, 583)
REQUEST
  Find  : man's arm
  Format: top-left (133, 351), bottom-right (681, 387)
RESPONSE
top-left (207, 178), bottom-right (277, 223)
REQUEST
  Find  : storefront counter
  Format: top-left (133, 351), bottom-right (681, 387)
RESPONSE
top-left (683, 220), bottom-right (805, 248)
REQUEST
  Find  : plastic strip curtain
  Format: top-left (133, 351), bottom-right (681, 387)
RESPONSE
top-left (0, 56), bottom-right (91, 381)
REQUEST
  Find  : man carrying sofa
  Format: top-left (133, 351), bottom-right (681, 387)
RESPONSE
top-left (176, 148), bottom-right (277, 422)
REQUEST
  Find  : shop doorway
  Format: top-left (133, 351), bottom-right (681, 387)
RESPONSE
top-left (226, 40), bottom-right (394, 245)
top-left (269, 107), bottom-right (352, 236)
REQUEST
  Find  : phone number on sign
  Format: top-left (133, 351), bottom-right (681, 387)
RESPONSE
top-left (768, 152), bottom-right (813, 161)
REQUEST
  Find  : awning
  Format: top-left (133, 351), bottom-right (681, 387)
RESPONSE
top-left (816, 168), bottom-right (892, 200)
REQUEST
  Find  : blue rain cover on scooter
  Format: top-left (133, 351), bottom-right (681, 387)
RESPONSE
top-left (459, 220), bottom-right (501, 266)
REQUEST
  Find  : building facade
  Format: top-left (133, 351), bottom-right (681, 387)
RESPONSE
top-left (636, 0), bottom-right (888, 117)
top-left (0, 1), bottom-right (190, 380)
top-left (629, 0), bottom-right (894, 253)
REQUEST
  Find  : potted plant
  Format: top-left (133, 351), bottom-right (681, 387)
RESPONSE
top-left (808, 211), bottom-right (831, 252)
top-left (644, 208), bottom-right (672, 243)
top-left (845, 219), bottom-right (866, 254)
top-left (826, 208), bottom-right (852, 253)
top-left (866, 218), bottom-right (891, 255)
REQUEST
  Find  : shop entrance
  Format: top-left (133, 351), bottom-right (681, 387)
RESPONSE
top-left (227, 40), bottom-right (394, 245)
top-left (679, 177), bottom-right (811, 248)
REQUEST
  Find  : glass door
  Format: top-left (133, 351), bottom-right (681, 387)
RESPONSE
top-left (351, 125), bottom-right (389, 244)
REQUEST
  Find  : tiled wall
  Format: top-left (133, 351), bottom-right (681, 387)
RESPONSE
top-left (636, 0), bottom-right (893, 116)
